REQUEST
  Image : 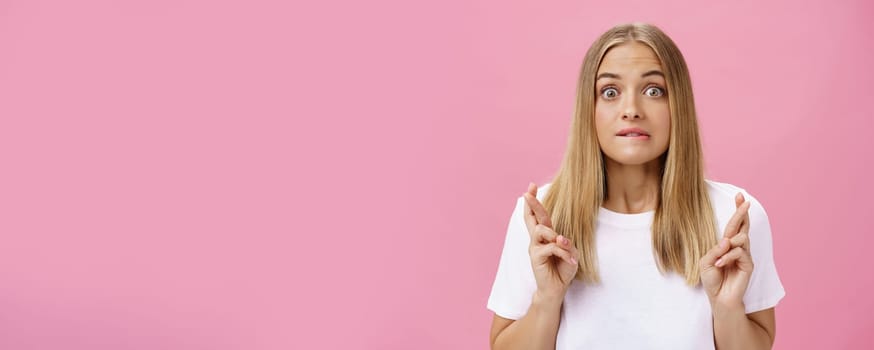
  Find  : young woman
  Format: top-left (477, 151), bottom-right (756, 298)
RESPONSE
top-left (486, 23), bottom-right (785, 349)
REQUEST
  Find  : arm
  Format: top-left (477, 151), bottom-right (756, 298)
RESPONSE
top-left (704, 192), bottom-right (779, 349)
top-left (488, 184), bottom-right (578, 350)
top-left (713, 305), bottom-right (776, 350)
top-left (489, 291), bottom-right (563, 350)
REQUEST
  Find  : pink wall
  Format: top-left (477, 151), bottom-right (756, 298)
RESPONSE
top-left (1, 0), bottom-right (871, 348)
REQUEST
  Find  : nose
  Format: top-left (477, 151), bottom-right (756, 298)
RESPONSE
top-left (621, 95), bottom-right (643, 120)
top-left (622, 112), bottom-right (640, 120)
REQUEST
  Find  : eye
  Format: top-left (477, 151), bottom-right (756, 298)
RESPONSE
top-left (644, 86), bottom-right (665, 97)
top-left (601, 87), bottom-right (619, 100)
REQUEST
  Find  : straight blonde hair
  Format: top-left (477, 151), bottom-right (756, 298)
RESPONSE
top-left (542, 23), bottom-right (717, 286)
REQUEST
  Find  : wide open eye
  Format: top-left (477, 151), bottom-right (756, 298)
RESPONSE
top-left (644, 86), bottom-right (665, 97)
top-left (601, 87), bottom-right (619, 100)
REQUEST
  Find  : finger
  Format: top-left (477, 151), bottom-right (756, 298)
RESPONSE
top-left (556, 234), bottom-right (580, 263)
top-left (722, 200), bottom-right (751, 239)
top-left (535, 242), bottom-right (577, 266)
top-left (729, 232), bottom-right (750, 251)
top-left (528, 182), bottom-right (538, 197)
top-left (715, 246), bottom-right (752, 269)
top-left (523, 190), bottom-right (553, 228)
top-left (736, 247), bottom-right (754, 271)
top-left (533, 224), bottom-right (558, 245)
top-left (736, 192), bottom-right (751, 233)
top-left (523, 197), bottom-right (537, 235)
top-left (556, 234), bottom-right (577, 252)
top-left (524, 185), bottom-right (551, 228)
top-left (699, 237), bottom-right (731, 269)
top-left (739, 212), bottom-right (750, 235)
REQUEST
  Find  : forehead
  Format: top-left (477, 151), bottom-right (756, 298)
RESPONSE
top-left (597, 41), bottom-right (663, 75)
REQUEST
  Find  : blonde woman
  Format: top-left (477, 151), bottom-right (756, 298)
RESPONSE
top-left (487, 23), bottom-right (785, 349)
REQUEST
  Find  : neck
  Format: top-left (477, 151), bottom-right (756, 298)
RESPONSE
top-left (602, 156), bottom-right (662, 214)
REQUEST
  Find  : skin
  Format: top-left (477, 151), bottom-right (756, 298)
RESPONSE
top-left (489, 42), bottom-right (777, 349)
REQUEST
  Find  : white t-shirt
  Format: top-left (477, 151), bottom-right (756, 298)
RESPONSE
top-left (486, 179), bottom-right (786, 349)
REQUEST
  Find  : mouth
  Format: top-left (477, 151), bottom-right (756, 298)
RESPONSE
top-left (616, 128), bottom-right (650, 140)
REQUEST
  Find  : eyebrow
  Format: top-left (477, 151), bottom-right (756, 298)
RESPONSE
top-left (596, 70), bottom-right (665, 80)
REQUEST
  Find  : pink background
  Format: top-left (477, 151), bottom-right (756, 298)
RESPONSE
top-left (1, 0), bottom-right (872, 349)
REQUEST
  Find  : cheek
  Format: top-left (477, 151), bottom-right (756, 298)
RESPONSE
top-left (643, 102), bottom-right (671, 134)
top-left (594, 104), bottom-right (614, 137)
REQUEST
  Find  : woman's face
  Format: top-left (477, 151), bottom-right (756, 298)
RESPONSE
top-left (594, 41), bottom-right (671, 166)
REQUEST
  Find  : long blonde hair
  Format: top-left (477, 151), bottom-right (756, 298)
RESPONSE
top-left (543, 23), bottom-right (717, 286)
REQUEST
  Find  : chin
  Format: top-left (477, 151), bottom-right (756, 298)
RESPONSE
top-left (603, 151), bottom-right (663, 166)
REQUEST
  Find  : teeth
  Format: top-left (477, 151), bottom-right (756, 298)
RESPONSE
top-left (626, 132), bottom-right (640, 137)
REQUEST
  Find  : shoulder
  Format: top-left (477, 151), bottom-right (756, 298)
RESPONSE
top-left (509, 182), bottom-right (554, 217)
top-left (508, 182), bottom-right (554, 220)
top-left (705, 179), bottom-right (771, 229)
top-left (705, 179), bottom-right (751, 202)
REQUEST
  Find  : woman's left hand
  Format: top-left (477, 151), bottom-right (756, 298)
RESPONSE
top-left (700, 193), bottom-right (753, 309)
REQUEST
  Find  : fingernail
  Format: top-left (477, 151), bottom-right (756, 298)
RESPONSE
top-left (719, 239), bottom-right (728, 249)
top-left (715, 258), bottom-right (723, 267)
top-left (571, 258), bottom-right (578, 265)
top-left (559, 236), bottom-right (566, 244)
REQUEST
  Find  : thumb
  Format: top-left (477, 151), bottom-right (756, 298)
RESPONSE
top-left (700, 237), bottom-right (730, 270)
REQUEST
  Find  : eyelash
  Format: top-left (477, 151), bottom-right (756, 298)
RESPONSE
top-left (599, 85), bottom-right (666, 99)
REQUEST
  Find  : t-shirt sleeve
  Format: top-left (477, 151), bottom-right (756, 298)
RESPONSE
top-left (486, 196), bottom-right (538, 320)
top-left (740, 190), bottom-right (787, 314)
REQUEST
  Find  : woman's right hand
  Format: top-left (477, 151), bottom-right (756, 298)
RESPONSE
top-left (523, 183), bottom-right (580, 301)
